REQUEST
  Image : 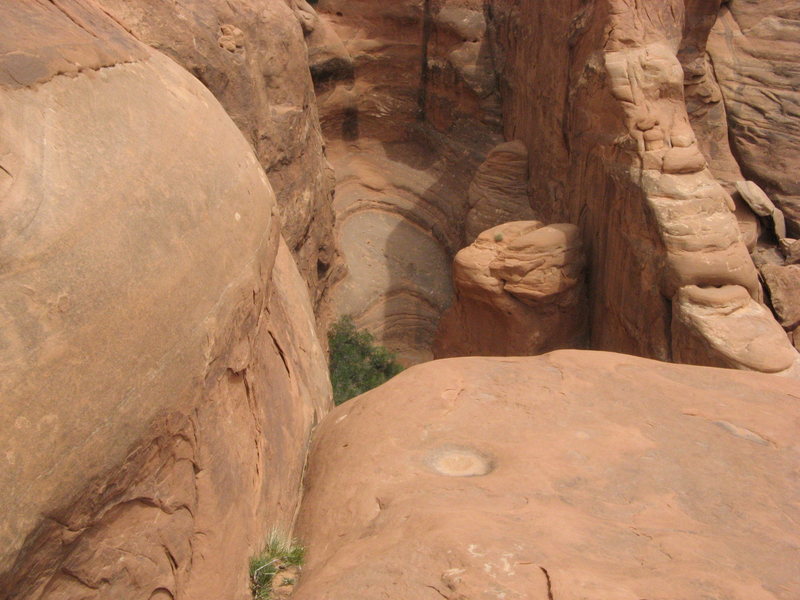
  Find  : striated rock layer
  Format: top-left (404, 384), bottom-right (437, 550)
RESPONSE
top-left (708, 1), bottom-right (800, 238)
top-left (465, 141), bottom-right (537, 243)
top-left (311, 0), bottom-right (504, 363)
top-left (294, 350), bottom-right (800, 599)
top-left (0, 3), bottom-right (330, 598)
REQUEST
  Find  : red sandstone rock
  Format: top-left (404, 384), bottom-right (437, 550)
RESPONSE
top-left (315, 0), bottom-right (503, 362)
top-left (434, 222), bottom-right (586, 357)
top-left (465, 141), bottom-right (537, 243)
top-left (0, 3), bottom-right (331, 597)
top-left (671, 285), bottom-right (799, 375)
top-left (708, 1), bottom-right (800, 238)
top-left (295, 350), bottom-right (800, 599)
top-left (488, 0), bottom-right (797, 373)
top-left (95, 0), bottom-right (340, 315)
top-left (760, 264), bottom-right (800, 330)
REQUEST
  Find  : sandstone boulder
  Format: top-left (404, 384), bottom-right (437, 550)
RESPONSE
top-left (434, 222), bottom-right (586, 357)
top-left (736, 180), bottom-right (788, 241)
top-left (671, 285), bottom-right (799, 375)
top-left (295, 350), bottom-right (800, 600)
top-left (0, 3), bottom-right (330, 597)
top-left (760, 264), bottom-right (800, 330)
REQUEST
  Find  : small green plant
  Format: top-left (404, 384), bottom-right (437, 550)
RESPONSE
top-left (328, 315), bottom-right (403, 405)
top-left (493, 232), bottom-right (504, 242)
top-left (249, 531), bottom-right (305, 600)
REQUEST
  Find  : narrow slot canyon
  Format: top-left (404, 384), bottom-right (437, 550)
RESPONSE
top-left (2, 1), bottom-right (799, 599)
top-left (309, 0), bottom-right (800, 372)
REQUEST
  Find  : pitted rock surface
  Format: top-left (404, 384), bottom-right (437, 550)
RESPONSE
top-left (295, 350), bottom-right (800, 600)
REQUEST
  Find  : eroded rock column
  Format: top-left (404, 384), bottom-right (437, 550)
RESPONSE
top-left (489, 0), bottom-right (800, 374)
top-left (434, 221), bottom-right (587, 357)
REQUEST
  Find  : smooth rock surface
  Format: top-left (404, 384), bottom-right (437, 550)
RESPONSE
top-left (96, 0), bottom-right (340, 314)
top-left (295, 350), bottom-right (800, 600)
top-left (672, 285), bottom-right (799, 375)
top-left (0, 3), bottom-right (331, 597)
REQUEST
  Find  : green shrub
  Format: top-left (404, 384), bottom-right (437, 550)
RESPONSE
top-left (249, 532), bottom-right (305, 600)
top-left (328, 316), bottom-right (403, 405)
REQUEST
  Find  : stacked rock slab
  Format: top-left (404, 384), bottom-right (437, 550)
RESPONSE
top-left (94, 0), bottom-right (340, 319)
top-left (488, 0), bottom-right (800, 374)
top-left (434, 222), bottom-right (587, 357)
top-left (0, 3), bottom-right (330, 598)
top-left (294, 350), bottom-right (800, 599)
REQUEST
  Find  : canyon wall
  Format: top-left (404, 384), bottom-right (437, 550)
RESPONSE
top-left (310, 0), bottom-right (503, 363)
top-left (488, 0), bottom-right (799, 373)
top-left (2, 1), bottom-right (800, 597)
top-left (708, 0), bottom-right (800, 238)
top-left (0, 2), bottom-right (331, 597)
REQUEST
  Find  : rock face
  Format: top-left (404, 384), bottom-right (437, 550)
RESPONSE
top-left (294, 350), bottom-right (800, 599)
top-left (312, 0), bottom-right (503, 363)
top-left (0, 3), bottom-right (330, 598)
top-left (434, 222), bottom-right (586, 357)
top-left (708, 1), bottom-right (800, 238)
top-left (94, 0), bottom-right (340, 316)
top-left (672, 285), bottom-right (799, 374)
top-left (487, 0), bottom-right (800, 373)
top-left (465, 141), bottom-right (537, 243)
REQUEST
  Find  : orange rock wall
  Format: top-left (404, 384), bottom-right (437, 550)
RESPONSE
top-left (312, 0), bottom-right (503, 363)
top-left (489, 0), bottom-right (799, 372)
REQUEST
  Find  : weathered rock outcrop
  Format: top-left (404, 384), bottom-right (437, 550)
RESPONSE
top-left (94, 0), bottom-right (340, 315)
top-left (0, 3), bottom-right (330, 597)
top-left (312, 0), bottom-right (503, 363)
top-left (434, 222), bottom-right (586, 357)
top-left (488, 0), bottom-right (800, 373)
top-left (294, 350), bottom-right (800, 599)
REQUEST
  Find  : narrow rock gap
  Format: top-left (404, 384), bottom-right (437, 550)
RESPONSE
top-left (418, 0), bottom-right (433, 121)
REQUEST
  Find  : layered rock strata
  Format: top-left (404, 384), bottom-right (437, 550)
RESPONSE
top-left (294, 350), bottom-right (800, 599)
top-left (464, 141), bottom-right (538, 243)
top-left (488, 0), bottom-right (800, 373)
top-left (0, 3), bottom-right (330, 597)
top-left (434, 221), bottom-right (586, 357)
top-left (95, 0), bottom-right (340, 316)
top-left (311, 0), bottom-right (503, 363)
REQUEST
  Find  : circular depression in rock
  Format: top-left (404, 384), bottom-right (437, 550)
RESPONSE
top-left (426, 446), bottom-right (494, 477)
